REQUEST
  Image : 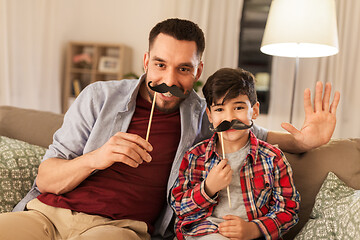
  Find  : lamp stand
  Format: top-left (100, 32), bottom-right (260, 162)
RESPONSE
top-left (289, 57), bottom-right (299, 124)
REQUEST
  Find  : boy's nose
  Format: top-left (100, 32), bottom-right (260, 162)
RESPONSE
top-left (224, 111), bottom-right (236, 122)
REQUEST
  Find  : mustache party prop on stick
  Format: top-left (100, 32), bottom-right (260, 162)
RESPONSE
top-left (214, 119), bottom-right (252, 208)
top-left (145, 92), bottom-right (157, 142)
top-left (148, 81), bottom-right (190, 99)
top-left (210, 119), bottom-right (253, 132)
top-left (146, 81), bottom-right (189, 142)
top-left (219, 131), bottom-right (232, 208)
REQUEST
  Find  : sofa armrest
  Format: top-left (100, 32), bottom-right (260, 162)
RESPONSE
top-left (0, 106), bottom-right (63, 148)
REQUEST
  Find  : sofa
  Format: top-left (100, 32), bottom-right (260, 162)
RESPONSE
top-left (0, 105), bottom-right (359, 239)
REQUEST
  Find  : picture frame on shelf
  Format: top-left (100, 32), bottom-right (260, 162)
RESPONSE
top-left (98, 56), bottom-right (119, 73)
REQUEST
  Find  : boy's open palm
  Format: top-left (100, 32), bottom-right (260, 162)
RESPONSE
top-left (204, 159), bottom-right (232, 197)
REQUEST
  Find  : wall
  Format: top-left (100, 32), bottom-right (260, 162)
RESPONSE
top-left (56, 0), bottom-right (174, 77)
top-left (1, 0), bottom-right (242, 113)
top-left (1, 0), bottom-right (172, 113)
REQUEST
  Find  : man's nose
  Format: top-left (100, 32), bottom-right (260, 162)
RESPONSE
top-left (163, 68), bottom-right (177, 87)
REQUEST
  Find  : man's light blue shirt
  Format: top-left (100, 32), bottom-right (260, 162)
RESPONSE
top-left (14, 75), bottom-right (267, 239)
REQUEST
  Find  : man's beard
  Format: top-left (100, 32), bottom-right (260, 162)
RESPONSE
top-left (143, 70), bottom-right (194, 113)
top-left (147, 81), bottom-right (190, 98)
top-left (146, 87), bottom-right (184, 113)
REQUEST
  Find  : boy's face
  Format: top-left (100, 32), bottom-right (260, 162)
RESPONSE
top-left (142, 33), bottom-right (203, 113)
top-left (206, 94), bottom-right (259, 145)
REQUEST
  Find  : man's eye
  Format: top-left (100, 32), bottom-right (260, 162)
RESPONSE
top-left (156, 63), bottom-right (165, 68)
top-left (179, 67), bottom-right (191, 73)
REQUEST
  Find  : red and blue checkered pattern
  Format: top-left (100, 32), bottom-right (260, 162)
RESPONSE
top-left (170, 131), bottom-right (300, 240)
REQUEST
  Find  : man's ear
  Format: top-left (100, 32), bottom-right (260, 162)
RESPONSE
top-left (195, 61), bottom-right (204, 81)
top-left (143, 52), bottom-right (149, 72)
top-left (206, 107), bottom-right (213, 123)
top-left (252, 101), bottom-right (260, 120)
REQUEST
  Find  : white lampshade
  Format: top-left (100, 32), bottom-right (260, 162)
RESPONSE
top-left (260, 0), bottom-right (339, 58)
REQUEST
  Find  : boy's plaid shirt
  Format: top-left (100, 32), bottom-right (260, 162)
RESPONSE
top-left (170, 131), bottom-right (300, 240)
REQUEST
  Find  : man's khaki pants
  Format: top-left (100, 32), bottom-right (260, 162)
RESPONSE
top-left (0, 198), bottom-right (151, 240)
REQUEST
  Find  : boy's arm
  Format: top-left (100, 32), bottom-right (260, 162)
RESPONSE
top-left (267, 81), bottom-right (340, 153)
top-left (170, 152), bottom-right (217, 219)
top-left (251, 151), bottom-right (300, 239)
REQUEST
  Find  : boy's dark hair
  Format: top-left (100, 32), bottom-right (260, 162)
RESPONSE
top-left (149, 18), bottom-right (205, 58)
top-left (202, 68), bottom-right (257, 108)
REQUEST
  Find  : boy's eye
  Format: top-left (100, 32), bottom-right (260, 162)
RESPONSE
top-left (235, 106), bottom-right (245, 110)
top-left (214, 108), bottom-right (223, 112)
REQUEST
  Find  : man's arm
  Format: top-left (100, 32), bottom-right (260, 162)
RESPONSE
top-left (36, 132), bottom-right (153, 195)
top-left (267, 81), bottom-right (340, 153)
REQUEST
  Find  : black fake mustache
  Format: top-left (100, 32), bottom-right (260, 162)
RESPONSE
top-left (148, 81), bottom-right (190, 99)
top-left (210, 119), bottom-right (253, 132)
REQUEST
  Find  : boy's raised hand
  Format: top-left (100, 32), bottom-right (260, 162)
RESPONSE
top-left (204, 159), bottom-right (232, 197)
top-left (219, 215), bottom-right (261, 240)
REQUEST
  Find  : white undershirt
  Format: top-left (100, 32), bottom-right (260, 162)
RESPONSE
top-left (207, 140), bottom-right (250, 225)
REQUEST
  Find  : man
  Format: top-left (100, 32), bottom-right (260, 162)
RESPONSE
top-left (0, 18), bottom-right (339, 240)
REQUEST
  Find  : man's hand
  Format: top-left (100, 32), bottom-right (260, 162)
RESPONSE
top-left (267, 81), bottom-right (340, 153)
top-left (89, 132), bottom-right (153, 170)
top-left (281, 81), bottom-right (340, 152)
top-left (37, 132), bottom-right (152, 195)
top-left (204, 159), bottom-right (232, 197)
top-left (218, 215), bottom-right (262, 240)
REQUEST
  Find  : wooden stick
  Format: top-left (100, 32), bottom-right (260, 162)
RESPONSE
top-left (220, 132), bottom-right (231, 208)
top-left (146, 92), bottom-right (157, 142)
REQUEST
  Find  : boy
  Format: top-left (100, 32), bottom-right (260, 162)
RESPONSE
top-left (171, 68), bottom-right (300, 240)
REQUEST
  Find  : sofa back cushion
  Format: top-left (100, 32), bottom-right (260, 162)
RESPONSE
top-left (283, 138), bottom-right (360, 239)
top-left (294, 172), bottom-right (360, 239)
top-left (0, 106), bottom-right (63, 148)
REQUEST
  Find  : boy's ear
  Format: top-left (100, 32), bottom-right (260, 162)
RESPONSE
top-left (252, 101), bottom-right (260, 120)
top-left (206, 107), bottom-right (213, 123)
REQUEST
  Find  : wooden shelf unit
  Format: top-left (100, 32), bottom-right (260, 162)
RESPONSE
top-left (62, 41), bottom-right (132, 113)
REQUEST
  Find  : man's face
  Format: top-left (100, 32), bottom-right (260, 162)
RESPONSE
top-left (142, 33), bottom-right (203, 113)
top-left (206, 94), bottom-right (259, 146)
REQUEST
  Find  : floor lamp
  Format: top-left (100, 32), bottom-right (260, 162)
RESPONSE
top-left (260, 0), bottom-right (339, 124)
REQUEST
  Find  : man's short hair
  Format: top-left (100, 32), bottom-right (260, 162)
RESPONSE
top-left (149, 18), bottom-right (205, 58)
top-left (202, 67), bottom-right (258, 108)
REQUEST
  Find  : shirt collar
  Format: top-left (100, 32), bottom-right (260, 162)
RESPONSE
top-left (248, 131), bottom-right (260, 164)
top-left (205, 133), bottom-right (221, 161)
top-left (205, 131), bottom-right (260, 165)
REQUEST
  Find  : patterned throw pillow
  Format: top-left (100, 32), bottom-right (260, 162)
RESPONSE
top-left (295, 172), bottom-right (360, 240)
top-left (0, 136), bottom-right (46, 213)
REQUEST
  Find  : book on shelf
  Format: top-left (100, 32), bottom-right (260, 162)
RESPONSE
top-left (72, 79), bottom-right (81, 97)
